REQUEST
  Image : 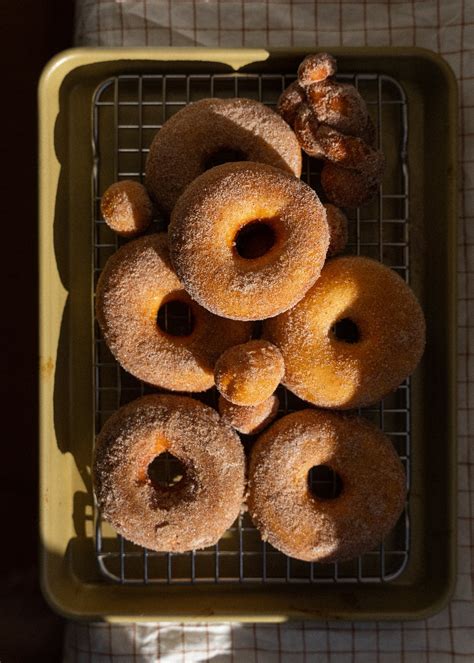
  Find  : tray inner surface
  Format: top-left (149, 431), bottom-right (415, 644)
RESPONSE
top-left (93, 71), bottom-right (410, 585)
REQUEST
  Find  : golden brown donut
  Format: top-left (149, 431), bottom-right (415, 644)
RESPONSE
top-left (214, 340), bottom-right (285, 406)
top-left (324, 203), bottom-right (348, 257)
top-left (218, 393), bottom-right (279, 435)
top-left (321, 162), bottom-right (379, 208)
top-left (248, 409), bottom-right (406, 562)
top-left (93, 394), bottom-right (245, 552)
top-left (169, 162), bottom-right (329, 321)
top-left (297, 53), bottom-right (337, 87)
top-left (95, 233), bottom-right (252, 392)
top-left (101, 180), bottom-right (153, 237)
top-left (263, 256), bottom-right (425, 409)
top-left (145, 98), bottom-right (302, 213)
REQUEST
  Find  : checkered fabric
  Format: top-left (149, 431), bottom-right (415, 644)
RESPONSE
top-left (66, 1), bottom-right (474, 661)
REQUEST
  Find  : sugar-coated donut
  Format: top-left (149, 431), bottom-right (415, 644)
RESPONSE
top-left (95, 233), bottom-right (252, 392)
top-left (263, 256), bottom-right (425, 409)
top-left (145, 98), bottom-right (302, 213)
top-left (324, 204), bottom-right (348, 257)
top-left (101, 180), bottom-right (153, 237)
top-left (276, 53), bottom-right (383, 208)
top-left (248, 409), bottom-right (406, 562)
top-left (93, 394), bottom-right (245, 552)
top-left (214, 340), bottom-right (285, 406)
top-left (218, 393), bottom-right (279, 435)
top-left (169, 162), bottom-right (329, 321)
top-left (297, 53), bottom-right (337, 87)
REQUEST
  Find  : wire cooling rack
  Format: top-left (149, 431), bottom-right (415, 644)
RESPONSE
top-left (92, 71), bottom-right (410, 584)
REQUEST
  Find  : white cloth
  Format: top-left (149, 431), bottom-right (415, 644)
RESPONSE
top-left (68, 1), bottom-right (474, 660)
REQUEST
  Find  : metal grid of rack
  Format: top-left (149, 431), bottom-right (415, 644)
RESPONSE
top-left (92, 71), bottom-right (410, 584)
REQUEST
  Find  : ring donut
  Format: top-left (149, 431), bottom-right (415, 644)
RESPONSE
top-left (145, 97), bottom-right (302, 213)
top-left (248, 409), bottom-right (406, 562)
top-left (263, 256), bottom-right (425, 409)
top-left (169, 162), bottom-right (329, 321)
top-left (95, 233), bottom-right (252, 391)
top-left (93, 394), bottom-right (245, 552)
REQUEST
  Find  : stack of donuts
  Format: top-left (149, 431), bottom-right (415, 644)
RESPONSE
top-left (93, 53), bottom-right (425, 564)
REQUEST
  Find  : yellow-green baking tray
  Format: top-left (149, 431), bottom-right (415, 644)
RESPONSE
top-left (39, 47), bottom-right (457, 622)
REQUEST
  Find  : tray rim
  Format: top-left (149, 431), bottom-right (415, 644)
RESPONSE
top-left (39, 46), bottom-right (458, 622)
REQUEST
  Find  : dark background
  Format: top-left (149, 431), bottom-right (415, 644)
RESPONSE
top-left (0, 0), bottom-right (75, 660)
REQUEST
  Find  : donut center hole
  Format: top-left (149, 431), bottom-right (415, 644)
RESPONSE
top-left (157, 300), bottom-right (194, 337)
top-left (204, 146), bottom-right (247, 170)
top-left (234, 221), bottom-right (276, 260)
top-left (331, 317), bottom-right (360, 344)
top-left (308, 465), bottom-right (343, 500)
top-left (147, 452), bottom-right (185, 490)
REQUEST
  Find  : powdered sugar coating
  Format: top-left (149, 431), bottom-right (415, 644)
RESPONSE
top-left (101, 180), bottom-right (153, 237)
top-left (145, 97), bottom-right (302, 213)
top-left (214, 339), bottom-right (284, 406)
top-left (263, 256), bottom-right (426, 409)
top-left (297, 53), bottom-right (337, 87)
top-left (93, 394), bottom-right (245, 552)
top-left (324, 203), bottom-right (349, 257)
top-left (169, 162), bottom-right (329, 321)
top-left (218, 393), bottom-right (279, 435)
top-left (95, 233), bottom-right (252, 392)
top-left (247, 409), bottom-right (406, 562)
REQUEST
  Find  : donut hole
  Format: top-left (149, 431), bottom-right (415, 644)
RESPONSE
top-left (234, 220), bottom-right (277, 260)
top-left (203, 146), bottom-right (247, 171)
top-left (308, 465), bottom-right (343, 499)
top-left (157, 300), bottom-right (194, 337)
top-left (331, 317), bottom-right (360, 344)
top-left (147, 452), bottom-right (186, 490)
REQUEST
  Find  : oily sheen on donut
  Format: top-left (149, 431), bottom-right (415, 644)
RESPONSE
top-left (93, 394), bottom-right (245, 552)
top-left (263, 256), bottom-right (425, 409)
top-left (95, 233), bottom-right (252, 391)
top-left (145, 97), bottom-right (302, 213)
top-left (247, 409), bottom-right (406, 562)
top-left (169, 162), bottom-right (329, 321)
